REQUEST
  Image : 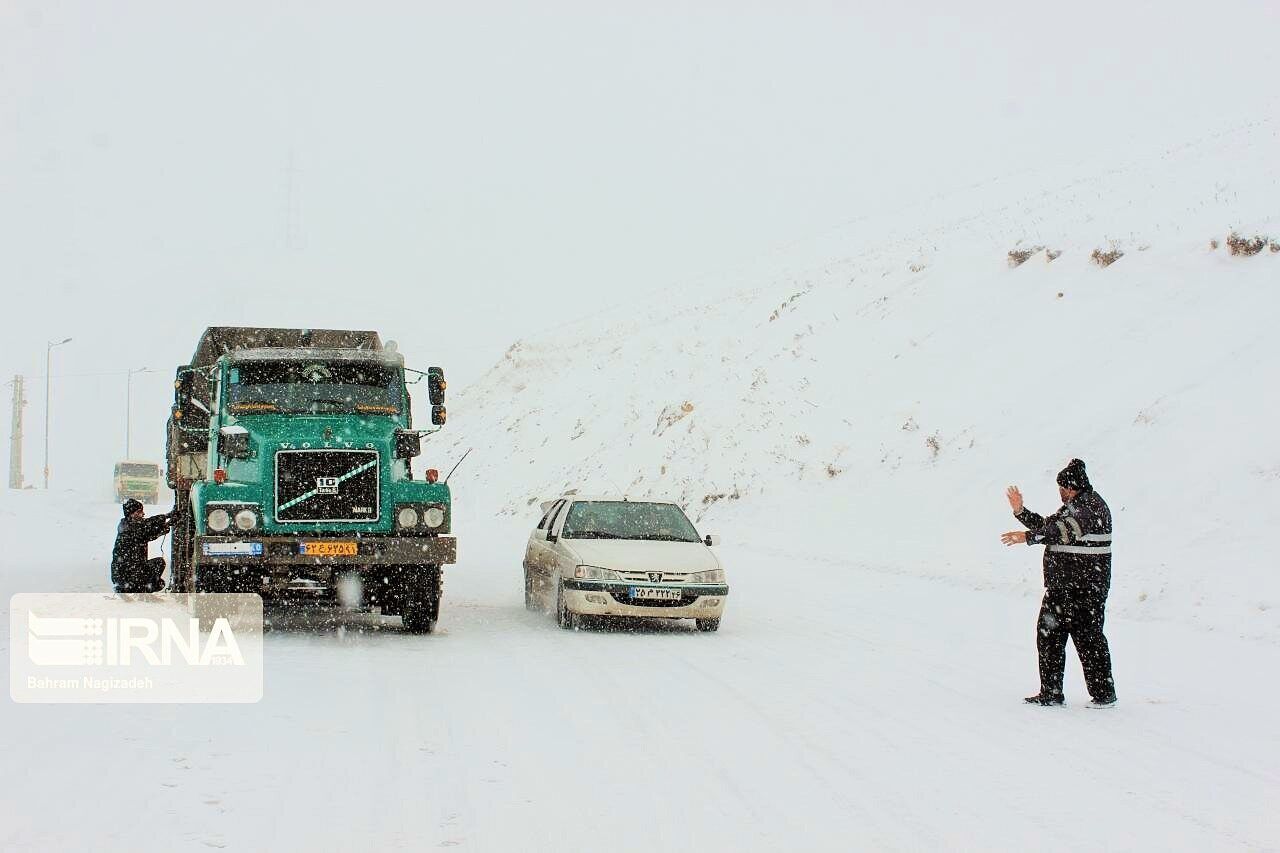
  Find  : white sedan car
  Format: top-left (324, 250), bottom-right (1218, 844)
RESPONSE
top-left (523, 495), bottom-right (728, 631)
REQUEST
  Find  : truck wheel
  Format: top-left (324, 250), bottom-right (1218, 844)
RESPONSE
top-left (524, 567), bottom-right (539, 611)
top-left (695, 619), bottom-right (720, 633)
top-left (402, 602), bottom-right (436, 634)
top-left (401, 565), bottom-right (440, 634)
top-left (555, 580), bottom-right (579, 630)
top-left (170, 492), bottom-right (196, 593)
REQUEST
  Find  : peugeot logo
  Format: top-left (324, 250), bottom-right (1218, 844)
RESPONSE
top-left (648, 572), bottom-right (662, 583)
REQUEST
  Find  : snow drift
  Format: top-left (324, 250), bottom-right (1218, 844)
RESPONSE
top-left (439, 115), bottom-right (1280, 641)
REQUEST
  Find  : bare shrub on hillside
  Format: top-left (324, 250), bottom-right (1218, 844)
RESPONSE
top-left (1091, 247), bottom-right (1124, 268)
top-left (1046, 248), bottom-right (1062, 262)
top-left (1227, 231), bottom-right (1268, 256)
top-left (1271, 242), bottom-right (1279, 253)
top-left (654, 401), bottom-right (695, 435)
top-left (1209, 239), bottom-right (1220, 251)
top-left (1007, 245), bottom-right (1044, 268)
top-left (925, 434), bottom-right (941, 459)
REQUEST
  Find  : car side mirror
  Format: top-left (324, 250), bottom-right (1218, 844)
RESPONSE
top-left (217, 426), bottom-right (251, 460)
top-left (704, 534), bottom-right (721, 547)
top-left (394, 430), bottom-right (421, 459)
top-left (431, 405), bottom-right (446, 426)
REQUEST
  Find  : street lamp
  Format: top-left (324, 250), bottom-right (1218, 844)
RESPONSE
top-left (125, 367), bottom-right (151, 459)
top-left (44, 337), bottom-right (73, 489)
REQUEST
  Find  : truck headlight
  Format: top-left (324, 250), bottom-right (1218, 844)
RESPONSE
top-left (397, 506), bottom-right (420, 529)
top-left (691, 569), bottom-right (725, 583)
top-left (234, 508), bottom-right (259, 532)
top-left (423, 506), bottom-right (446, 529)
top-left (207, 508), bottom-right (231, 533)
top-left (574, 565), bottom-right (620, 581)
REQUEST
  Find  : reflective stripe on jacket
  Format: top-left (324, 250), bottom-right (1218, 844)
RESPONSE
top-left (1015, 489), bottom-right (1112, 591)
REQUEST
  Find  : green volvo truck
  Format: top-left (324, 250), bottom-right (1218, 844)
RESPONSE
top-left (166, 327), bottom-right (456, 633)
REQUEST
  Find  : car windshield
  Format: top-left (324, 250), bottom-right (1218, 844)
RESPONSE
top-left (561, 501), bottom-right (701, 542)
top-left (226, 361), bottom-right (401, 415)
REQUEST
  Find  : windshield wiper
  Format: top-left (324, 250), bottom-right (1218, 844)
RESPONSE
top-left (637, 535), bottom-right (699, 542)
top-left (567, 531), bottom-right (624, 539)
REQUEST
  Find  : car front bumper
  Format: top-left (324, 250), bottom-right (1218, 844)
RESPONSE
top-left (561, 579), bottom-right (728, 619)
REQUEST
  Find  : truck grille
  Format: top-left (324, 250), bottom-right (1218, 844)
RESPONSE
top-left (275, 450), bottom-right (380, 523)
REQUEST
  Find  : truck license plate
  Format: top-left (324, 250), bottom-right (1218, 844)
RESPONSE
top-left (630, 587), bottom-right (682, 602)
top-left (299, 541), bottom-right (358, 557)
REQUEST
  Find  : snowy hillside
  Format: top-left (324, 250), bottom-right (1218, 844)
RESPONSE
top-left (439, 115), bottom-right (1280, 641)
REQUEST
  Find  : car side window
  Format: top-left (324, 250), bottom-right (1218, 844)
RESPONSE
top-left (546, 500), bottom-right (569, 537)
top-left (536, 500), bottom-right (562, 530)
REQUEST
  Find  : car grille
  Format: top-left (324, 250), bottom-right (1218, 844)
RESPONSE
top-left (616, 571), bottom-right (692, 583)
top-left (275, 450), bottom-right (379, 523)
top-left (608, 591), bottom-right (701, 607)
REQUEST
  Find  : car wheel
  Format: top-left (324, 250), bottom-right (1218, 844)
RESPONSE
top-left (524, 566), bottom-right (539, 611)
top-left (555, 580), bottom-right (578, 630)
top-left (695, 618), bottom-right (720, 633)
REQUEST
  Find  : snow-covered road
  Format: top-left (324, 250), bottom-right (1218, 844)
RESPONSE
top-left (2, 494), bottom-right (1277, 851)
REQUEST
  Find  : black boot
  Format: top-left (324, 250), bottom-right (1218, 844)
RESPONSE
top-left (1024, 691), bottom-right (1064, 706)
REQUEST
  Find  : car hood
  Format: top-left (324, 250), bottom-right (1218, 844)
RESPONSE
top-left (563, 539), bottom-right (720, 573)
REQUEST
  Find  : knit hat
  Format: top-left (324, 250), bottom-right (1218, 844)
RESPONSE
top-left (122, 499), bottom-right (144, 518)
top-left (1056, 458), bottom-right (1091, 492)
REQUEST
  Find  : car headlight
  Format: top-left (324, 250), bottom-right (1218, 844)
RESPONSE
top-left (207, 508), bottom-right (231, 533)
top-left (423, 506), bottom-right (446, 529)
top-left (574, 565), bottom-right (620, 581)
top-left (397, 506), bottom-right (420, 529)
top-left (691, 569), bottom-right (725, 583)
top-left (233, 508), bottom-right (259, 531)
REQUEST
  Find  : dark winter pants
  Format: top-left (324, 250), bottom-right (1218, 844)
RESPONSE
top-left (1037, 587), bottom-right (1116, 700)
top-left (114, 557), bottom-right (166, 593)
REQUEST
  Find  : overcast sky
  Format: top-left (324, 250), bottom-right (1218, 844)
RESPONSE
top-left (2, 0), bottom-right (1276, 492)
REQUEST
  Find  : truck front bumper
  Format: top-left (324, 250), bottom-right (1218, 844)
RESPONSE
top-left (195, 535), bottom-right (457, 567)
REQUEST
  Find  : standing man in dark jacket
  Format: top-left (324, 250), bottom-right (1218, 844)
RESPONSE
top-left (1001, 459), bottom-right (1118, 708)
top-left (111, 499), bottom-right (174, 593)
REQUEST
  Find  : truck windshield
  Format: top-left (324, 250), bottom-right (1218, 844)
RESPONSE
top-left (561, 501), bottom-right (702, 542)
top-left (226, 361), bottom-right (401, 415)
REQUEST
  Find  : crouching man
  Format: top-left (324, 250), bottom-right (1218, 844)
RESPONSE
top-left (1001, 459), bottom-right (1118, 708)
top-left (111, 499), bottom-right (174, 593)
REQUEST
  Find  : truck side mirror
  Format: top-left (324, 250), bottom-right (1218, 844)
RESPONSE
top-left (217, 426), bottom-right (251, 460)
top-left (428, 367), bottom-right (446, 406)
top-left (431, 405), bottom-right (446, 426)
top-left (395, 430), bottom-right (421, 459)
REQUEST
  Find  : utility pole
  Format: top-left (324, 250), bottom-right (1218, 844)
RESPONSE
top-left (125, 366), bottom-right (150, 458)
top-left (8, 375), bottom-right (25, 489)
top-left (44, 336), bottom-right (72, 489)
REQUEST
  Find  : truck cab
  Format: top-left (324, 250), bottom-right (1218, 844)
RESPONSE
top-left (166, 327), bottom-right (455, 633)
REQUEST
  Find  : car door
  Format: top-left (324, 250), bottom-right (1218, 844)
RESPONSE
top-left (526, 499), bottom-right (566, 583)
top-left (540, 499), bottom-right (575, 582)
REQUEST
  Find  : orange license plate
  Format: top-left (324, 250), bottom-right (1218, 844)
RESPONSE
top-left (299, 541), bottom-right (358, 557)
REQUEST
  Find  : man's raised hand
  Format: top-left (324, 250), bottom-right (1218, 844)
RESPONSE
top-left (1001, 531), bottom-right (1027, 546)
top-left (1006, 486), bottom-right (1024, 514)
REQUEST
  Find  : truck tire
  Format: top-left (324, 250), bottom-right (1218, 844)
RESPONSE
top-left (695, 618), bottom-right (721, 633)
top-left (170, 491), bottom-right (196, 593)
top-left (401, 565), bottom-right (440, 634)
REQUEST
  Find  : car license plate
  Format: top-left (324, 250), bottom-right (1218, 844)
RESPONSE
top-left (630, 587), bottom-right (682, 602)
top-left (299, 541), bottom-right (358, 557)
